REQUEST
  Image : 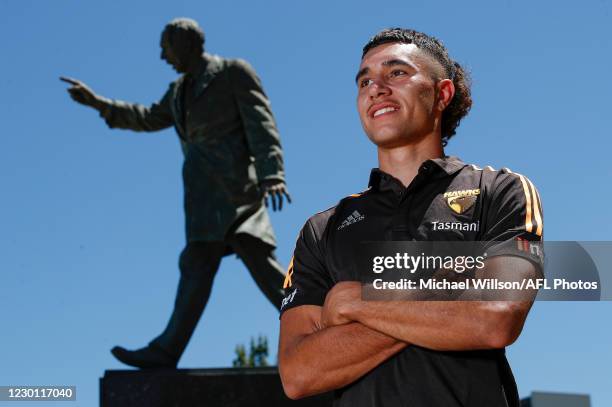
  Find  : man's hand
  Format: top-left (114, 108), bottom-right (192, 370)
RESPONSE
top-left (60, 76), bottom-right (104, 110)
top-left (321, 281), bottom-right (362, 328)
top-left (261, 179), bottom-right (292, 211)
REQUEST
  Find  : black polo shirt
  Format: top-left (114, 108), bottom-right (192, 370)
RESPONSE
top-left (280, 156), bottom-right (544, 407)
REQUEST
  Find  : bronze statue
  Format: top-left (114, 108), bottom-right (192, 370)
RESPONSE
top-left (61, 18), bottom-right (291, 368)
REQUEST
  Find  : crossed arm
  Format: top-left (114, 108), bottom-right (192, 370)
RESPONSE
top-left (278, 306), bottom-right (407, 400)
top-left (278, 256), bottom-right (537, 399)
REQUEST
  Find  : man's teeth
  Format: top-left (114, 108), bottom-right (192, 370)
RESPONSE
top-left (373, 107), bottom-right (397, 117)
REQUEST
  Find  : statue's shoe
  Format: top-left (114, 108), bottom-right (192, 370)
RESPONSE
top-left (111, 344), bottom-right (177, 369)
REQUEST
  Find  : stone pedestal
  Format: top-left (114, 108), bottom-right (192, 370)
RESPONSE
top-left (100, 367), bottom-right (333, 407)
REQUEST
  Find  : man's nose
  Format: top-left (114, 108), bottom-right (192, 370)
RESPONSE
top-left (368, 80), bottom-right (391, 99)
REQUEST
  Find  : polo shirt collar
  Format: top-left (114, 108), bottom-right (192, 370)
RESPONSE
top-left (429, 155), bottom-right (467, 175)
top-left (368, 156), bottom-right (467, 191)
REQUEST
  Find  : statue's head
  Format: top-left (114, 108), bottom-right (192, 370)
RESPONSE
top-left (160, 18), bottom-right (205, 73)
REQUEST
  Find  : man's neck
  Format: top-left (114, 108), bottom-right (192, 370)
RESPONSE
top-left (377, 132), bottom-right (444, 187)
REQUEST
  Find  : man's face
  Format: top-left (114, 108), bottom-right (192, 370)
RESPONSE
top-left (356, 42), bottom-right (442, 148)
top-left (160, 30), bottom-right (189, 73)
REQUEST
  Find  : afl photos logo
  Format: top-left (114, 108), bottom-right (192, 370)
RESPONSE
top-left (444, 189), bottom-right (480, 214)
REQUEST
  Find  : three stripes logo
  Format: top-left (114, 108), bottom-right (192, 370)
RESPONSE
top-left (337, 210), bottom-right (365, 230)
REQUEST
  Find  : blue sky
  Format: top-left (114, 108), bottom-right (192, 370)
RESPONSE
top-left (1, 0), bottom-right (611, 406)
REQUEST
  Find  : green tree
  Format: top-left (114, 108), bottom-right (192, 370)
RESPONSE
top-left (232, 335), bottom-right (269, 367)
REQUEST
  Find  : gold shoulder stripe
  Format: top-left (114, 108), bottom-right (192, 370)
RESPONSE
top-left (283, 256), bottom-right (294, 289)
top-left (346, 186), bottom-right (371, 199)
top-left (506, 169), bottom-right (542, 237)
top-left (516, 173), bottom-right (534, 234)
top-left (526, 178), bottom-right (543, 237)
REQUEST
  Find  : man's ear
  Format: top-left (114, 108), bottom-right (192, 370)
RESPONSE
top-left (437, 79), bottom-right (455, 112)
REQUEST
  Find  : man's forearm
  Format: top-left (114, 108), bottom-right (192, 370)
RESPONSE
top-left (279, 321), bottom-right (407, 399)
top-left (347, 300), bottom-right (529, 351)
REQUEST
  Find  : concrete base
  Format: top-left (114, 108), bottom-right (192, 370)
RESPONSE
top-left (100, 367), bottom-right (333, 407)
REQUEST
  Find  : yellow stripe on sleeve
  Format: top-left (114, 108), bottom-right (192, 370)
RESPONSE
top-left (507, 169), bottom-right (534, 234)
top-left (283, 256), bottom-right (294, 289)
top-left (526, 178), bottom-right (543, 237)
top-left (516, 174), bottom-right (534, 233)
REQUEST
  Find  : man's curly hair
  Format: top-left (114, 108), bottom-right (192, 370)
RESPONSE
top-left (362, 28), bottom-right (472, 145)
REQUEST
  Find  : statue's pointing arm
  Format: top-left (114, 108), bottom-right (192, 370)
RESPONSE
top-left (98, 84), bottom-right (175, 132)
top-left (61, 76), bottom-right (174, 132)
top-left (230, 60), bottom-right (285, 183)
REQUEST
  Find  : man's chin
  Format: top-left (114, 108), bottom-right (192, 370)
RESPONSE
top-left (366, 130), bottom-right (409, 148)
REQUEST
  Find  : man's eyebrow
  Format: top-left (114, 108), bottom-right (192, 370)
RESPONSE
top-left (355, 59), bottom-right (414, 84)
top-left (382, 58), bottom-right (412, 68)
top-left (355, 67), bottom-right (369, 84)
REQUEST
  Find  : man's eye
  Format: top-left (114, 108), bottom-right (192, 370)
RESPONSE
top-left (391, 70), bottom-right (406, 77)
top-left (360, 78), bottom-right (372, 88)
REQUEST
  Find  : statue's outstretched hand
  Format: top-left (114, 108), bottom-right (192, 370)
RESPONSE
top-left (60, 76), bottom-right (102, 109)
top-left (261, 179), bottom-right (292, 211)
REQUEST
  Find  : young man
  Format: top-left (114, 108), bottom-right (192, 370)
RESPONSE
top-left (278, 28), bottom-right (543, 406)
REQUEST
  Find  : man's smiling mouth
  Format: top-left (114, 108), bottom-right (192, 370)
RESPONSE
top-left (369, 102), bottom-right (401, 118)
top-left (373, 106), bottom-right (398, 117)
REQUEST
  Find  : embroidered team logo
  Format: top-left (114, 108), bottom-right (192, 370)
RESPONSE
top-left (443, 189), bottom-right (480, 214)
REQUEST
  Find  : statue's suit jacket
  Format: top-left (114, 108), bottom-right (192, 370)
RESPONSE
top-left (99, 54), bottom-right (284, 249)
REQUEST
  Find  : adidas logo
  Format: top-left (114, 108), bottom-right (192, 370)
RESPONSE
top-left (337, 210), bottom-right (365, 230)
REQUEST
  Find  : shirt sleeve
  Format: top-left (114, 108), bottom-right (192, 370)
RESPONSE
top-left (280, 218), bottom-right (334, 316)
top-left (98, 84), bottom-right (174, 132)
top-left (481, 171), bottom-right (544, 269)
top-left (229, 59), bottom-right (285, 183)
